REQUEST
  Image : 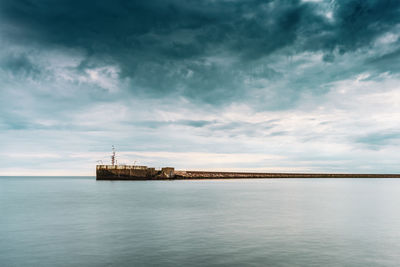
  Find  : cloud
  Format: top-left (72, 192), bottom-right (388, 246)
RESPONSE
top-left (356, 132), bottom-right (400, 148)
top-left (0, 53), bottom-right (41, 78)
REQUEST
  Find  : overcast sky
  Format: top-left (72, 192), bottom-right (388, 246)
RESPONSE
top-left (1, 0), bottom-right (400, 175)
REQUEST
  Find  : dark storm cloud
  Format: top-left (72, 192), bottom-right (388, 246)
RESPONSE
top-left (332, 0), bottom-right (400, 51)
top-left (0, 0), bottom-right (308, 59)
top-left (300, 0), bottom-right (400, 53)
top-left (1, 0), bottom-right (400, 102)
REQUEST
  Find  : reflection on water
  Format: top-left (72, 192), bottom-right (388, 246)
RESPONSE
top-left (1, 177), bottom-right (400, 266)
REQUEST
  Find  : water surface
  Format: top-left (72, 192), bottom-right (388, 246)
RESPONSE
top-left (1, 177), bottom-right (400, 266)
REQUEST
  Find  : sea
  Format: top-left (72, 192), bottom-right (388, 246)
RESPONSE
top-left (1, 177), bottom-right (400, 267)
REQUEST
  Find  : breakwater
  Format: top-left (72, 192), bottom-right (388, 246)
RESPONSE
top-left (96, 165), bottom-right (400, 180)
top-left (174, 171), bottom-right (400, 179)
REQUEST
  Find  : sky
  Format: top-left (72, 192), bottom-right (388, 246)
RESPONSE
top-left (1, 0), bottom-right (400, 175)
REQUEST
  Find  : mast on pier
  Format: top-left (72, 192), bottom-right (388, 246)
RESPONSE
top-left (111, 145), bottom-right (116, 166)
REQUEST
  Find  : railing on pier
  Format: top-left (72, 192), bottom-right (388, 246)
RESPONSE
top-left (96, 165), bottom-right (148, 170)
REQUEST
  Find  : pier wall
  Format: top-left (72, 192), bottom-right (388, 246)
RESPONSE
top-left (96, 165), bottom-right (175, 180)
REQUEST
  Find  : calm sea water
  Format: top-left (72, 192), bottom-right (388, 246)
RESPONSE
top-left (1, 177), bottom-right (400, 267)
